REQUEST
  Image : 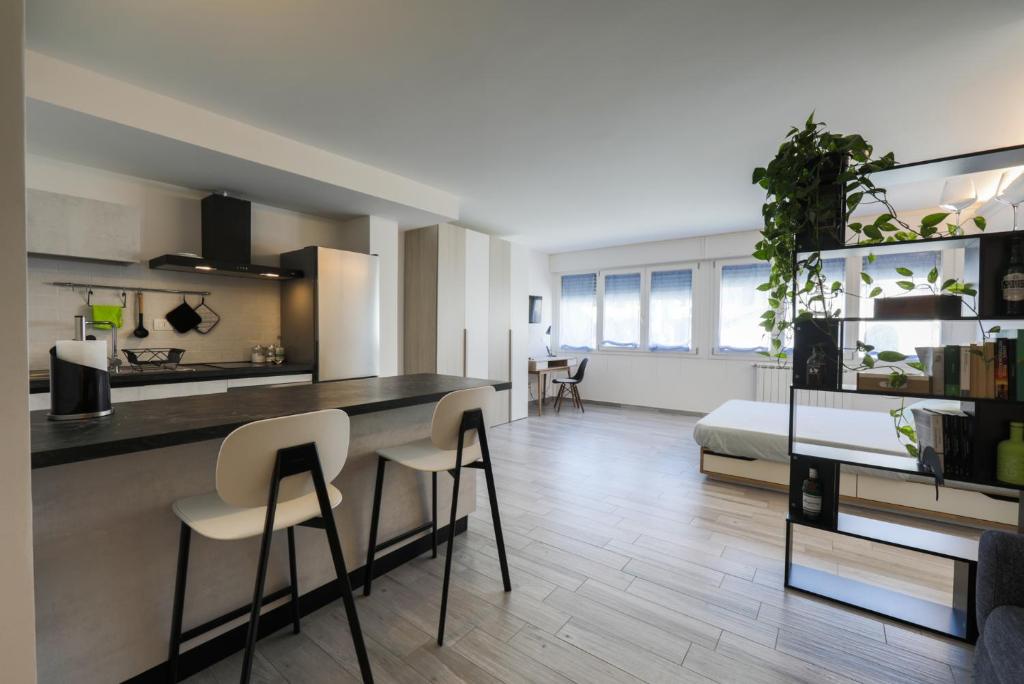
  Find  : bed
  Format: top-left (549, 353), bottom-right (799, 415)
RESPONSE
top-left (695, 399), bottom-right (1019, 528)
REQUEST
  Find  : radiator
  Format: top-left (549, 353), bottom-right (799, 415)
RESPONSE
top-left (753, 363), bottom-right (851, 409)
top-left (753, 363), bottom-right (791, 404)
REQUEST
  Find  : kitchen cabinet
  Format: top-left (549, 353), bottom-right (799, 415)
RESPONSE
top-left (27, 189), bottom-right (141, 264)
top-left (28, 374), bottom-right (313, 410)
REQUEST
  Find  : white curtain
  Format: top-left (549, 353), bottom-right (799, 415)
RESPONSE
top-left (559, 273), bottom-right (597, 351)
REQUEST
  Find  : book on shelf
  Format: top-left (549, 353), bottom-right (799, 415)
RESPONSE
top-left (959, 346), bottom-right (971, 397)
top-left (944, 345), bottom-right (960, 397)
top-left (911, 341), bottom-right (1021, 400)
top-left (1018, 330), bottom-right (1024, 401)
top-left (912, 406), bottom-right (974, 479)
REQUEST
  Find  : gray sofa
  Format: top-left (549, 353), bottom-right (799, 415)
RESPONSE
top-left (976, 530), bottom-right (1024, 683)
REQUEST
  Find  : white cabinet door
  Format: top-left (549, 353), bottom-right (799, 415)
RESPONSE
top-left (489, 238), bottom-right (512, 422)
top-left (435, 224), bottom-right (466, 376)
top-left (317, 248), bottom-right (380, 381)
top-left (464, 229), bottom-right (490, 379)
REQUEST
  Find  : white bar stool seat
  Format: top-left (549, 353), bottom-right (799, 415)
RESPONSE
top-left (172, 487), bottom-right (342, 541)
top-left (376, 439), bottom-right (481, 472)
top-left (363, 385), bottom-right (511, 646)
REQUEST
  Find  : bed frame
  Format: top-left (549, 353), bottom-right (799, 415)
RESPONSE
top-left (699, 447), bottom-right (1018, 531)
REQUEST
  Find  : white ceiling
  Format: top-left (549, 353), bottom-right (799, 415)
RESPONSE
top-left (25, 0), bottom-right (1024, 253)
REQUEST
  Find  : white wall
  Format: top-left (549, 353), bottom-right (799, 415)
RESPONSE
top-left (0, 1), bottom-right (38, 679)
top-left (550, 229), bottom-right (763, 414)
top-left (25, 156), bottom-right (398, 370)
top-left (527, 249), bottom-right (553, 359)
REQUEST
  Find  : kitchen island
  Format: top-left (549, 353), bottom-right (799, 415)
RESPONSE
top-left (30, 374), bottom-right (511, 683)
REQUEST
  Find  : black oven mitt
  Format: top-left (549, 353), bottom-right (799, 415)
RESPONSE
top-left (165, 299), bottom-right (201, 333)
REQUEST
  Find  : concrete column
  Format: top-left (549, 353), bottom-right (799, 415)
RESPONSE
top-left (0, 0), bottom-right (38, 680)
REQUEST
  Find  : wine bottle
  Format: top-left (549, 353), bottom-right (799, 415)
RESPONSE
top-left (801, 468), bottom-right (822, 520)
top-left (1002, 235), bottom-right (1024, 316)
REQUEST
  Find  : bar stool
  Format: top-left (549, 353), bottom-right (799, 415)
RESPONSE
top-left (362, 386), bottom-right (511, 645)
top-left (553, 357), bottom-right (588, 413)
top-left (166, 409), bottom-right (373, 684)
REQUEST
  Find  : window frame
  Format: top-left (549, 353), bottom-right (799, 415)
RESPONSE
top-left (712, 257), bottom-right (776, 358)
top-left (598, 267), bottom-right (646, 352)
top-left (646, 263), bottom-right (697, 354)
top-left (554, 262), bottom-right (699, 356)
top-left (556, 270), bottom-right (599, 353)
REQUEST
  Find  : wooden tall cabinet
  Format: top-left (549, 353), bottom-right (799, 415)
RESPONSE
top-left (403, 224), bottom-right (526, 422)
top-left (404, 224), bottom-right (489, 376)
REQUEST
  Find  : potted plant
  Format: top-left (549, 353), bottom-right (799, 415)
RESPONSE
top-left (752, 115), bottom-right (991, 456)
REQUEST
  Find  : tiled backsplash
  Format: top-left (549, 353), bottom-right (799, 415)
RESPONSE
top-left (25, 155), bottom-right (368, 371)
top-left (28, 256), bottom-right (281, 369)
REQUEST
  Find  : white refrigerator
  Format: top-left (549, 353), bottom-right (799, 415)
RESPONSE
top-left (280, 247), bottom-right (379, 382)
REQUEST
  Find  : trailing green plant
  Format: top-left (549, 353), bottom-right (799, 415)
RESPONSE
top-left (751, 114), bottom-right (994, 457)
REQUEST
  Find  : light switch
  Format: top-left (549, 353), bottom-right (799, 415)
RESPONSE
top-left (152, 318), bottom-right (173, 331)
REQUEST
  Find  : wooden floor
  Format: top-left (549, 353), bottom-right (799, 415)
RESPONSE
top-left (186, 402), bottom-right (978, 684)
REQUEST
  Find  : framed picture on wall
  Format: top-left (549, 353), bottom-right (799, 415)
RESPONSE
top-left (529, 295), bottom-right (542, 324)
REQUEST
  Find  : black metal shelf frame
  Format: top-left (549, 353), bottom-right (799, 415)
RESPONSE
top-left (782, 229), bottom-right (1018, 644)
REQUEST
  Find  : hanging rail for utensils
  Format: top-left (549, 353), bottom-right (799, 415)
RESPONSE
top-left (48, 282), bottom-right (211, 297)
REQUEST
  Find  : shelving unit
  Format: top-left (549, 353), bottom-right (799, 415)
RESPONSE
top-left (784, 229), bottom-right (1024, 644)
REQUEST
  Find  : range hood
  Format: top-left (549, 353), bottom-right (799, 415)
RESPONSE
top-left (149, 194), bottom-right (302, 280)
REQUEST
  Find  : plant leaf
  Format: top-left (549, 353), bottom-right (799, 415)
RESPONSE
top-left (974, 215), bottom-right (987, 231)
top-left (895, 267), bottom-right (913, 277)
top-left (878, 351), bottom-right (908, 362)
top-left (927, 267), bottom-right (938, 284)
top-left (896, 280), bottom-right (916, 291)
top-left (921, 212), bottom-right (950, 228)
top-left (860, 272), bottom-right (874, 285)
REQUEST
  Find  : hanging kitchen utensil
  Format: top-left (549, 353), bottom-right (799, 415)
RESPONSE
top-left (193, 296), bottom-right (220, 335)
top-left (132, 292), bottom-right (149, 338)
top-left (165, 295), bottom-right (201, 333)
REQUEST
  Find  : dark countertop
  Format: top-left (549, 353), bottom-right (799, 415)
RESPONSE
top-left (31, 374), bottom-right (511, 469)
top-left (29, 362), bottom-right (314, 393)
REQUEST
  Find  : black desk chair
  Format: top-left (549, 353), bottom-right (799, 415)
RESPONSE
top-left (553, 357), bottom-right (588, 413)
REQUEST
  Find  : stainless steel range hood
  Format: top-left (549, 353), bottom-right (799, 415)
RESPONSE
top-left (149, 194), bottom-right (302, 280)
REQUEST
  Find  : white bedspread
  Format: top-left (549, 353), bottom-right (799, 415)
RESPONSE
top-left (693, 399), bottom-right (908, 463)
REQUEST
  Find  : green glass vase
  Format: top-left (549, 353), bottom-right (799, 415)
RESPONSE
top-left (997, 421), bottom-right (1024, 485)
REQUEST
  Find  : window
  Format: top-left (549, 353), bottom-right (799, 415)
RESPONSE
top-left (717, 261), bottom-right (772, 352)
top-left (649, 268), bottom-right (693, 351)
top-left (860, 251), bottom-right (942, 356)
top-left (602, 272), bottom-right (642, 349)
top-left (559, 273), bottom-right (597, 351)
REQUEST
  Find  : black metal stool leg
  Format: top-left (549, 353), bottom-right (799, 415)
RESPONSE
top-left (240, 470), bottom-right (282, 684)
top-left (554, 384), bottom-right (565, 413)
top-left (431, 472), bottom-right (438, 559)
top-left (287, 526), bottom-right (301, 634)
top-left (438, 444), bottom-right (465, 645)
top-left (477, 425), bottom-right (511, 592)
top-left (363, 456), bottom-right (386, 597)
top-left (167, 521), bottom-right (191, 684)
top-left (310, 462), bottom-right (374, 683)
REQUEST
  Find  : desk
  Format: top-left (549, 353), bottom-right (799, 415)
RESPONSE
top-left (528, 356), bottom-right (576, 416)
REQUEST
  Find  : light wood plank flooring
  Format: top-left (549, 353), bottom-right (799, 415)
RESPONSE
top-left (186, 402), bottom-right (978, 684)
